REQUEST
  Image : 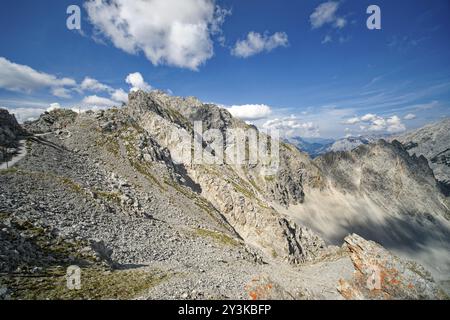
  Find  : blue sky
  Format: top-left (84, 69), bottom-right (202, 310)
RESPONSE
top-left (0, 0), bottom-right (449, 138)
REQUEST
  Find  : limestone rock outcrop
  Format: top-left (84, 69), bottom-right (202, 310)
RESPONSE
top-left (338, 234), bottom-right (448, 300)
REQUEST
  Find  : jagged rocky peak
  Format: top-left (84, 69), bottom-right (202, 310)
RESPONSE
top-left (314, 138), bottom-right (448, 222)
top-left (127, 90), bottom-right (246, 131)
top-left (127, 90), bottom-right (200, 120)
top-left (315, 139), bottom-right (438, 192)
top-left (394, 118), bottom-right (450, 185)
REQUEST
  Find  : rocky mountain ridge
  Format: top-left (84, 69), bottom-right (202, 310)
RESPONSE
top-left (1, 91), bottom-right (449, 299)
top-left (394, 118), bottom-right (450, 187)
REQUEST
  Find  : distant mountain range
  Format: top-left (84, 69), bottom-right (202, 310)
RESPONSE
top-left (288, 135), bottom-right (384, 157)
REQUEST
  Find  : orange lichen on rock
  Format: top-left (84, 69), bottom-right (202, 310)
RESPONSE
top-left (244, 275), bottom-right (293, 300)
top-left (337, 234), bottom-right (447, 300)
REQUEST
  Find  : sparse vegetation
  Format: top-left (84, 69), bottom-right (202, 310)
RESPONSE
top-left (94, 190), bottom-right (122, 206)
top-left (60, 177), bottom-right (83, 194)
top-left (195, 228), bottom-right (240, 247)
top-left (0, 167), bottom-right (19, 175)
top-left (97, 136), bottom-right (120, 157)
top-left (1, 267), bottom-right (169, 300)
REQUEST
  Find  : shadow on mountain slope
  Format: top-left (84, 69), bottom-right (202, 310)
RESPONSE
top-left (284, 190), bottom-right (450, 281)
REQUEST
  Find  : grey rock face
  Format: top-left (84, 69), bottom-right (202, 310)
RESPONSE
top-left (0, 109), bottom-right (24, 147)
top-left (23, 109), bottom-right (78, 134)
top-left (394, 118), bottom-right (450, 185)
top-left (300, 140), bottom-right (450, 284)
top-left (125, 90), bottom-right (328, 263)
top-left (315, 139), bottom-right (444, 215)
top-left (327, 136), bottom-right (371, 153)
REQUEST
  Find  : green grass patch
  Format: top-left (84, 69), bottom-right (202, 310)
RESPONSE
top-left (1, 267), bottom-right (169, 300)
top-left (195, 228), bottom-right (240, 247)
top-left (0, 167), bottom-right (19, 175)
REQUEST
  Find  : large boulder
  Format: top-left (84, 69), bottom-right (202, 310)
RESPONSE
top-left (338, 234), bottom-right (448, 300)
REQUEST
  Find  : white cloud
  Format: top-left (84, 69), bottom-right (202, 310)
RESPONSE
top-left (404, 113), bottom-right (416, 120)
top-left (262, 116), bottom-right (320, 138)
top-left (111, 88), bottom-right (129, 103)
top-left (344, 116), bottom-right (360, 124)
top-left (368, 117), bottom-right (387, 131)
top-left (82, 95), bottom-right (119, 107)
top-left (126, 72), bottom-right (152, 92)
top-left (344, 113), bottom-right (407, 133)
top-left (5, 107), bottom-right (46, 123)
top-left (231, 31), bottom-right (289, 58)
top-left (81, 75), bottom-right (133, 103)
top-left (71, 105), bottom-right (108, 114)
top-left (85, 0), bottom-right (227, 70)
top-left (361, 113), bottom-right (378, 122)
top-left (386, 115), bottom-right (406, 133)
top-left (81, 77), bottom-right (112, 92)
top-left (226, 104), bottom-right (272, 121)
top-left (310, 1), bottom-right (346, 29)
top-left (0, 57), bottom-right (76, 98)
top-left (51, 87), bottom-right (73, 99)
top-left (47, 103), bottom-right (61, 112)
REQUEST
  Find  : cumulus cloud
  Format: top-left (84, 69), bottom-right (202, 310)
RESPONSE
top-left (344, 113), bottom-right (406, 133)
top-left (80, 75), bottom-right (135, 103)
top-left (111, 88), bottom-right (129, 103)
top-left (361, 113), bottom-right (377, 122)
top-left (51, 87), bottom-right (73, 99)
top-left (82, 95), bottom-right (119, 107)
top-left (81, 77), bottom-right (112, 92)
top-left (0, 57), bottom-right (148, 113)
top-left (47, 103), bottom-right (61, 112)
top-left (80, 72), bottom-right (151, 105)
top-left (231, 31), bottom-right (289, 58)
top-left (84, 0), bottom-right (228, 70)
top-left (126, 72), bottom-right (152, 92)
top-left (0, 57), bottom-right (76, 98)
top-left (404, 113), bottom-right (417, 120)
top-left (6, 107), bottom-right (46, 123)
top-left (310, 1), bottom-right (347, 29)
top-left (226, 104), bottom-right (272, 121)
top-left (344, 116), bottom-right (360, 125)
top-left (262, 116), bottom-right (320, 138)
top-left (386, 115), bottom-right (406, 133)
top-left (6, 103), bottom-right (65, 123)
